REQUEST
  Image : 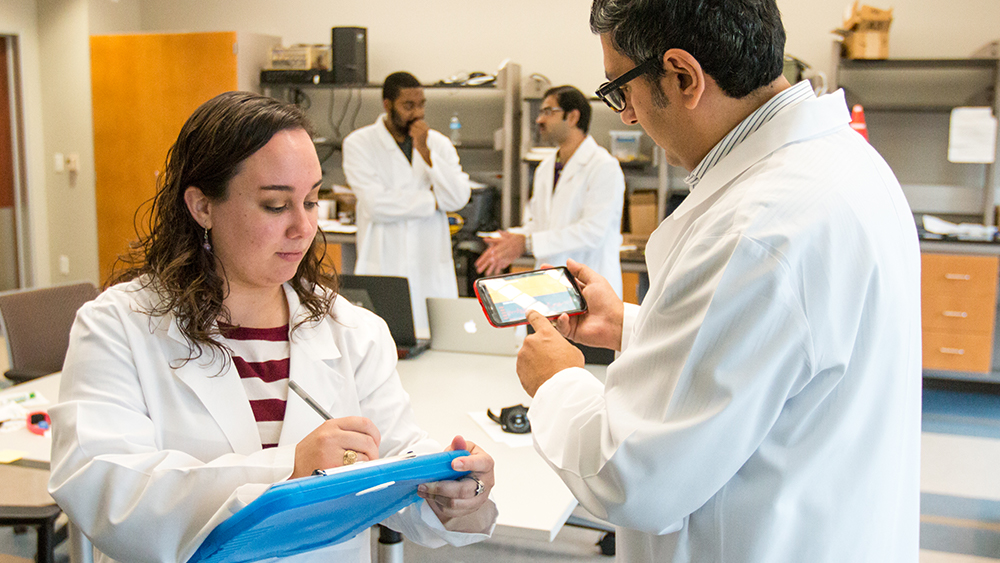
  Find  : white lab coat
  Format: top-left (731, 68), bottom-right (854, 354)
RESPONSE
top-left (528, 90), bottom-right (921, 562)
top-left (342, 116), bottom-right (471, 335)
top-left (524, 136), bottom-right (626, 297)
top-left (48, 279), bottom-right (496, 563)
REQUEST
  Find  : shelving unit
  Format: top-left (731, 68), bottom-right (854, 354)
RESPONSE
top-left (831, 56), bottom-right (1000, 226)
top-left (260, 63), bottom-right (522, 229)
top-left (519, 96), bottom-right (683, 235)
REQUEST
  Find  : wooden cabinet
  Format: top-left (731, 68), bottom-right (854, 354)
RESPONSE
top-left (90, 32), bottom-right (278, 282)
top-left (921, 253), bottom-right (999, 373)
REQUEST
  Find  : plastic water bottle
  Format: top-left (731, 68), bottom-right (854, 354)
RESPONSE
top-left (449, 113), bottom-right (462, 146)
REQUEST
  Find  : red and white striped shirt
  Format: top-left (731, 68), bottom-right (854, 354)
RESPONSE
top-left (219, 323), bottom-right (290, 449)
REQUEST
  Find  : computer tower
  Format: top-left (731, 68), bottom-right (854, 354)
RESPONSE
top-left (331, 27), bottom-right (367, 84)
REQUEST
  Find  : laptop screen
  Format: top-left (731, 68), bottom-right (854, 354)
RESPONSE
top-left (338, 276), bottom-right (417, 348)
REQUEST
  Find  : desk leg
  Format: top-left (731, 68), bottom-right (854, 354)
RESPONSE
top-left (69, 523), bottom-right (93, 563)
top-left (37, 520), bottom-right (53, 563)
top-left (376, 525), bottom-right (402, 563)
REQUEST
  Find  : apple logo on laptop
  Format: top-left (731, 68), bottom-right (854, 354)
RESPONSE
top-left (464, 319), bottom-right (478, 334)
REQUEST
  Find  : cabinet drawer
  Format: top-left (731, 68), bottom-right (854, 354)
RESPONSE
top-left (921, 291), bottom-right (997, 333)
top-left (921, 254), bottom-right (999, 297)
top-left (922, 330), bottom-right (994, 373)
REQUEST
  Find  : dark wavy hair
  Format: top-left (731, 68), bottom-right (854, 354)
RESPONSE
top-left (591, 0), bottom-right (786, 99)
top-left (110, 91), bottom-right (338, 366)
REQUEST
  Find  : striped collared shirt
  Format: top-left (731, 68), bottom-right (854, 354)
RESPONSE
top-left (685, 80), bottom-right (815, 189)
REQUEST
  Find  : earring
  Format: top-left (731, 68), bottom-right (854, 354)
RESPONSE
top-left (202, 228), bottom-right (212, 252)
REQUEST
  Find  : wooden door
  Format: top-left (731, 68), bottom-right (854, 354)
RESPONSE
top-left (0, 38), bottom-right (19, 290)
top-left (91, 32), bottom-right (238, 282)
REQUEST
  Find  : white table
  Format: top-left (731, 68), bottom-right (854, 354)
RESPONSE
top-left (1, 354), bottom-right (597, 550)
top-left (397, 350), bottom-right (606, 542)
top-left (0, 373), bottom-right (60, 466)
top-left (0, 373), bottom-right (94, 563)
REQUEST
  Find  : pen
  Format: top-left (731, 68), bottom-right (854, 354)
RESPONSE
top-left (288, 380), bottom-right (332, 421)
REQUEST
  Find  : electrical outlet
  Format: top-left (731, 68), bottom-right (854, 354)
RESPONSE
top-left (59, 255), bottom-right (70, 275)
top-left (66, 153), bottom-right (80, 173)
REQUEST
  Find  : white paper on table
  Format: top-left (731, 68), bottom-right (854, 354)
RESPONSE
top-left (948, 107), bottom-right (998, 163)
top-left (468, 411), bottom-right (534, 448)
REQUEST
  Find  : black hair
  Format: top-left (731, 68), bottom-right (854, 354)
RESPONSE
top-left (544, 85), bottom-right (592, 133)
top-left (590, 0), bottom-right (786, 99)
top-left (382, 71), bottom-right (422, 101)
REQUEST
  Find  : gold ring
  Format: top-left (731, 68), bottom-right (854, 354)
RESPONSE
top-left (343, 450), bottom-right (358, 465)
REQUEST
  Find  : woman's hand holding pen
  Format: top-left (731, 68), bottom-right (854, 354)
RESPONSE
top-left (291, 417), bottom-right (381, 479)
top-left (418, 435), bottom-right (495, 525)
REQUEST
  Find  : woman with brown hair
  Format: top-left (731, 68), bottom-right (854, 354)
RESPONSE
top-left (48, 91), bottom-right (496, 563)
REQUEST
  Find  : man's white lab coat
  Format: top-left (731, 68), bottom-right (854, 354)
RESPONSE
top-left (342, 115), bottom-right (471, 334)
top-left (524, 135), bottom-right (626, 297)
top-left (528, 90), bottom-right (921, 562)
top-left (48, 279), bottom-right (496, 563)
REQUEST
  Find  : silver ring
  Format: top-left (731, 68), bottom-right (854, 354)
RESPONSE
top-left (470, 475), bottom-right (485, 497)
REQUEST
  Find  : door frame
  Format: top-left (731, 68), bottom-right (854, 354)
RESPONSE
top-left (2, 35), bottom-right (32, 289)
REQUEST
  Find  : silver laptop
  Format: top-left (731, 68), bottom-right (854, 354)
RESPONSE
top-left (426, 297), bottom-right (525, 356)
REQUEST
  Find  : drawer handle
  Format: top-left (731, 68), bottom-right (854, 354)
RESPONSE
top-left (940, 347), bottom-right (965, 355)
top-left (942, 311), bottom-right (969, 318)
top-left (944, 273), bottom-right (972, 281)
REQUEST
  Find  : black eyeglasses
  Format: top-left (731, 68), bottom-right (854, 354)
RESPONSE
top-left (595, 57), bottom-right (662, 113)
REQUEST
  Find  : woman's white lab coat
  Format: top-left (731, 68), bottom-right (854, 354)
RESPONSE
top-left (528, 90), bottom-right (921, 561)
top-left (48, 279), bottom-right (496, 563)
top-left (524, 136), bottom-right (625, 297)
top-left (342, 116), bottom-right (471, 334)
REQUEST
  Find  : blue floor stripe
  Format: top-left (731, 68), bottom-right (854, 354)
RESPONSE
top-left (922, 389), bottom-right (1000, 439)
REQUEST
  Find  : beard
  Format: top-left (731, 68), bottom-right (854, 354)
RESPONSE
top-left (388, 107), bottom-right (417, 137)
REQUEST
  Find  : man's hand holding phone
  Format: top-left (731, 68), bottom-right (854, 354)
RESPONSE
top-left (517, 309), bottom-right (585, 396)
top-left (474, 266), bottom-right (586, 328)
top-left (553, 259), bottom-right (624, 352)
top-left (513, 260), bottom-right (624, 396)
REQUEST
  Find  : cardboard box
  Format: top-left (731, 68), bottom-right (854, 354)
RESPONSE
top-left (269, 44), bottom-right (331, 70)
top-left (628, 191), bottom-right (658, 236)
top-left (834, 2), bottom-right (893, 60)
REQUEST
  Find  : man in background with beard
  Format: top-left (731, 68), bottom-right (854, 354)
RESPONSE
top-left (343, 71), bottom-right (471, 335)
top-left (474, 85), bottom-right (626, 298)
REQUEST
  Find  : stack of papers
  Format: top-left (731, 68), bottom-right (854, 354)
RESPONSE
top-left (922, 215), bottom-right (997, 241)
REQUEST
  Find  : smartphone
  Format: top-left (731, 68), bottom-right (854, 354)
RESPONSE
top-left (474, 266), bottom-right (587, 328)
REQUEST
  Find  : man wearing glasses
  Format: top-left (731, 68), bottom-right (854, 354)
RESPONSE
top-left (515, 1), bottom-right (920, 562)
top-left (474, 85), bottom-right (626, 298)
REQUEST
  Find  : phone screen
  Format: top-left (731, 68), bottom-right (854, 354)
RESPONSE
top-left (474, 267), bottom-right (586, 327)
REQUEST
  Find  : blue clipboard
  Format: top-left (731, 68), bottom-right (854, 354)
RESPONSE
top-left (187, 450), bottom-right (469, 563)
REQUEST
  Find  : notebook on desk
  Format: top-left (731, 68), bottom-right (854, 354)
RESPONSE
top-left (338, 275), bottom-right (430, 360)
top-left (427, 297), bottom-right (524, 356)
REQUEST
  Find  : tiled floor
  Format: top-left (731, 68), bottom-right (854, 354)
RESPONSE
top-left (1, 331), bottom-right (997, 562)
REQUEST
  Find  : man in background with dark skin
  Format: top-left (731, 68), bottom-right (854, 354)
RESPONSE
top-left (344, 71), bottom-right (470, 335)
top-left (514, 1), bottom-right (921, 561)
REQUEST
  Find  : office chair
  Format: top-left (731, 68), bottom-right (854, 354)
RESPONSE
top-left (0, 282), bottom-right (99, 384)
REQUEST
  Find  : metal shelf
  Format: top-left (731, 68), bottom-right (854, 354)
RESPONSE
top-left (832, 54), bottom-right (1000, 227)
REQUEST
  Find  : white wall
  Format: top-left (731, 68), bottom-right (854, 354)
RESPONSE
top-left (136, 0), bottom-right (1000, 95)
top-left (6, 0), bottom-right (1000, 286)
top-left (37, 0), bottom-right (99, 285)
top-left (0, 0), bottom-right (51, 286)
